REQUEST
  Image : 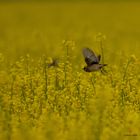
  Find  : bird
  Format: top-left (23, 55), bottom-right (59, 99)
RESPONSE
top-left (48, 58), bottom-right (59, 68)
top-left (82, 48), bottom-right (107, 72)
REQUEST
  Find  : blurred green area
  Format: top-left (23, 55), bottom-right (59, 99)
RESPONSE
top-left (0, 1), bottom-right (140, 65)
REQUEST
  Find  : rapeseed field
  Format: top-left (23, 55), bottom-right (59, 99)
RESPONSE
top-left (0, 1), bottom-right (140, 140)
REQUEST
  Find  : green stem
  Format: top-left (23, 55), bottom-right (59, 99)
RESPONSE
top-left (123, 58), bottom-right (132, 81)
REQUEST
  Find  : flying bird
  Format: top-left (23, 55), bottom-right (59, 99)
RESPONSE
top-left (82, 48), bottom-right (107, 72)
top-left (48, 58), bottom-right (59, 68)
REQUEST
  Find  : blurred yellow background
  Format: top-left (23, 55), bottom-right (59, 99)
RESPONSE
top-left (0, 1), bottom-right (140, 63)
top-left (0, 1), bottom-right (140, 140)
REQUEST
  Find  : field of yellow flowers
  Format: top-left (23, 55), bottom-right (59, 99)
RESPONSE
top-left (0, 2), bottom-right (140, 140)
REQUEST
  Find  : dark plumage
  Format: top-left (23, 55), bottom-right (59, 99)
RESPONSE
top-left (83, 48), bottom-right (107, 72)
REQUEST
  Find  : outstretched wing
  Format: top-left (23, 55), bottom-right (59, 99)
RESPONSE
top-left (97, 55), bottom-right (101, 62)
top-left (83, 48), bottom-right (99, 66)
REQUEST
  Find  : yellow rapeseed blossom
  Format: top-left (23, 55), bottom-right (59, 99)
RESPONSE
top-left (0, 2), bottom-right (140, 140)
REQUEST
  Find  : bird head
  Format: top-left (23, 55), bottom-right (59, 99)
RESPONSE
top-left (83, 67), bottom-right (89, 72)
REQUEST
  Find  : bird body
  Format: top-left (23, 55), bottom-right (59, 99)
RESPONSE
top-left (84, 64), bottom-right (107, 72)
top-left (83, 48), bottom-right (107, 72)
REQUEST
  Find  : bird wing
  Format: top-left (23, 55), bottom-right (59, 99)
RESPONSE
top-left (97, 55), bottom-right (101, 62)
top-left (83, 48), bottom-right (99, 66)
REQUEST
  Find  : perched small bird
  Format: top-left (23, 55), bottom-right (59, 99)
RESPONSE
top-left (83, 48), bottom-right (107, 72)
top-left (48, 58), bottom-right (59, 68)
